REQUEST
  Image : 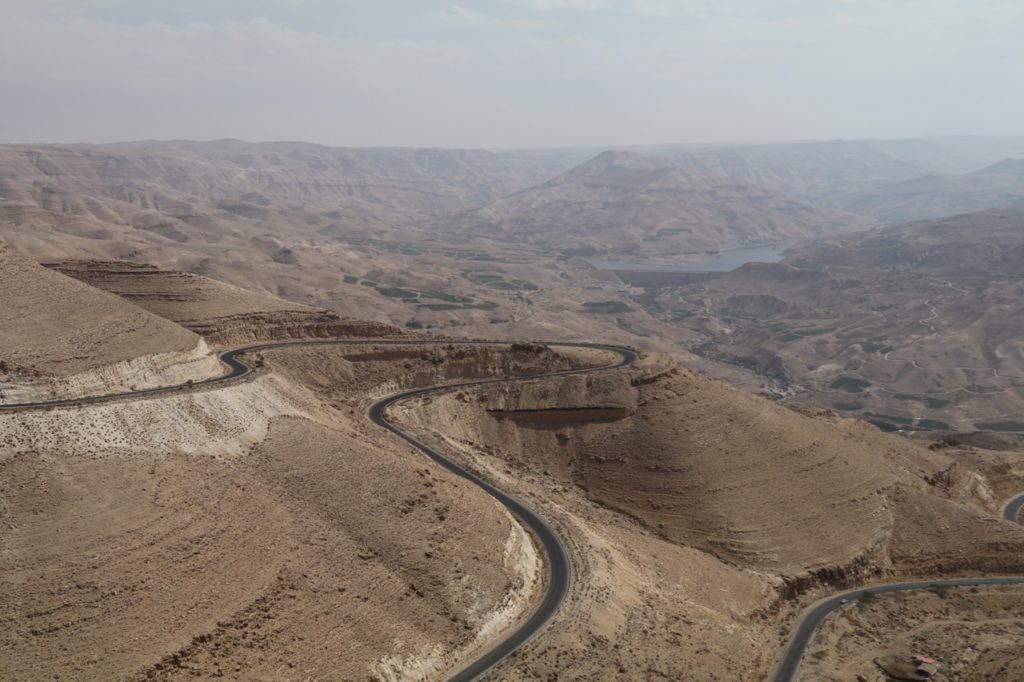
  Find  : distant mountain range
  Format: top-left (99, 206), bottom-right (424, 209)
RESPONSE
top-left (448, 150), bottom-right (875, 259)
top-left (834, 158), bottom-right (1024, 223)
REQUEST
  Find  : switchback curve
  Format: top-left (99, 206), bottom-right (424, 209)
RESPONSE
top-left (772, 492), bottom-right (1024, 682)
top-left (0, 337), bottom-right (637, 681)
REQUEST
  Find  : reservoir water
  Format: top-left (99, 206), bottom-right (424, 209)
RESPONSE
top-left (590, 245), bottom-right (783, 273)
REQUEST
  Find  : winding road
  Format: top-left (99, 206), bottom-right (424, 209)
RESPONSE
top-left (1003, 491), bottom-right (1024, 524)
top-left (0, 337), bottom-right (637, 681)
top-left (6, 338), bottom-right (1024, 681)
top-left (772, 491), bottom-right (1024, 682)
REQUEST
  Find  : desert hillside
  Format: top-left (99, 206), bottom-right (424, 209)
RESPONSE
top-left (394, 353), bottom-right (1024, 574)
top-left (650, 138), bottom-right (989, 203)
top-left (0, 140), bottom-right (564, 237)
top-left (5, 137), bottom-right (1022, 373)
top-left (835, 157), bottom-right (1024, 223)
top-left (389, 351), bottom-right (1024, 679)
top-left (0, 141), bottom-right (656, 342)
top-left (451, 150), bottom-right (875, 259)
top-left (618, 205), bottom-right (1024, 436)
top-left (793, 204), bottom-right (1024, 275)
top-left (3, 251), bottom-right (1024, 681)
top-left (0, 241), bottom-right (219, 402)
top-left (8, 0), bottom-right (1024, 677)
top-left (44, 259), bottom-right (404, 346)
top-left (1, 342), bottom-right (583, 681)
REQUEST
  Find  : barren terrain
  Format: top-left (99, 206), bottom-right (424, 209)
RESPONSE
top-left (450, 150), bottom-right (874, 259)
top-left (624, 205), bottom-right (1024, 435)
top-left (0, 340), bottom-right (597, 681)
top-left (800, 586), bottom-right (1024, 681)
top-left (0, 241), bottom-right (220, 403)
top-left (389, 350), bottom-right (1024, 679)
top-left (4, 136), bottom-right (1024, 680)
top-left (4, 252), bottom-right (1024, 681)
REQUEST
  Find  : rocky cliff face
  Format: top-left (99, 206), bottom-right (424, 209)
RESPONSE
top-left (0, 337), bottom-right (220, 404)
top-left (389, 352), bottom-right (1024, 589)
top-left (0, 241), bottom-right (225, 402)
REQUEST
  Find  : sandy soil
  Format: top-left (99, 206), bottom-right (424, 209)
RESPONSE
top-left (388, 351), bottom-right (1024, 679)
top-left (799, 586), bottom-right (1024, 681)
top-left (0, 241), bottom-right (199, 377)
top-left (3, 307), bottom-right (1024, 681)
top-left (45, 260), bottom-right (406, 346)
top-left (0, 343), bottom-right (597, 681)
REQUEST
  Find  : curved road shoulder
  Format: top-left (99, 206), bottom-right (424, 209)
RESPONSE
top-left (0, 337), bottom-right (636, 682)
top-left (772, 492), bottom-right (1024, 682)
top-left (1002, 492), bottom-right (1024, 523)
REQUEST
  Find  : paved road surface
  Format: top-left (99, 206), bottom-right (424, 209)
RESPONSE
top-left (0, 337), bottom-right (637, 681)
top-left (1003, 492), bottom-right (1024, 524)
top-left (772, 492), bottom-right (1024, 681)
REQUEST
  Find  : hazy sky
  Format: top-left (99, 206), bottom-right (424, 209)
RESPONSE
top-left (2, 0), bottom-right (1022, 148)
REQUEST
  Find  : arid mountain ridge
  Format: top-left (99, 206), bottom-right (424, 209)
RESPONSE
top-left (448, 150), bottom-right (875, 258)
top-left (835, 157), bottom-right (1024, 223)
top-left (6, 135), bottom-right (1024, 680)
top-left (4, 250), bottom-right (1024, 680)
top-left (4, 136), bottom-right (1024, 425)
top-left (635, 205), bottom-right (1024, 434)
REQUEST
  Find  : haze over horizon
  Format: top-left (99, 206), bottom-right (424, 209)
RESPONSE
top-left (3, 0), bottom-right (1023, 149)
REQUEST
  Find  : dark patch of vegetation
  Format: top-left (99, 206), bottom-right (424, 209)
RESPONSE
top-left (830, 377), bottom-right (872, 393)
top-left (775, 327), bottom-right (836, 342)
top-left (859, 340), bottom-right (892, 353)
top-left (360, 280), bottom-right (378, 287)
top-left (860, 236), bottom-right (900, 249)
top-left (832, 401), bottom-right (864, 411)
top-left (419, 290), bottom-right (472, 303)
top-left (974, 421), bottom-right (1024, 432)
top-left (377, 287), bottom-right (418, 299)
top-left (917, 419), bottom-right (951, 431)
top-left (468, 273), bottom-right (504, 284)
top-left (716, 308), bottom-right (759, 322)
top-left (462, 269), bottom-right (538, 291)
top-left (418, 303), bottom-right (463, 311)
top-left (631, 290), bottom-right (666, 313)
top-left (335, 236), bottom-right (534, 263)
top-left (894, 394), bottom-right (952, 409)
top-left (865, 412), bottom-right (914, 425)
top-left (463, 266), bottom-right (506, 274)
top-left (417, 301), bottom-right (499, 311)
top-left (672, 309), bottom-right (695, 320)
top-left (583, 300), bottom-right (632, 314)
top-left (343, 275), bottom-right (358, 284)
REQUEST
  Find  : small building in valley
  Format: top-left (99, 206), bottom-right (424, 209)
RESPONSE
top-left (875, 653), bottom-right (941, 680)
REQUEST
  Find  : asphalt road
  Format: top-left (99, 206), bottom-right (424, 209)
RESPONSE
top-left (0, 337), bottom-right (637, 681)
top-left (17, 337), bottom-right (1022, 682)
top-left (772, 493), bottom-right (1024, 682)
top-left (1003, 492), bottom-right (1024, 523)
